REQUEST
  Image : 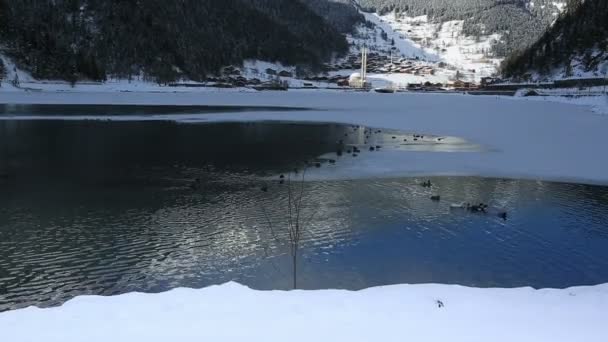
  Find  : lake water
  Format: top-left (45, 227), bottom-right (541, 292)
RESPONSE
top-left (0, 104), bottom-right (305, 117)
top-left (1, 107), bottom-right (608, 312)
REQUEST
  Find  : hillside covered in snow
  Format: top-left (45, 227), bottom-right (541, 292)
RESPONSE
top-left (1, 0), bottom-right (599, 87)
top-left (355, 0), bottom-right (566, 58)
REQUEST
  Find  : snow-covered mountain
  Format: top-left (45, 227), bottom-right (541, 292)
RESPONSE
top-left (2, 0), bottom-right (593, 87)
top-left (347, 0), bottom-right (567, 78)
top-left (356, 0), bottom-right (567, 56)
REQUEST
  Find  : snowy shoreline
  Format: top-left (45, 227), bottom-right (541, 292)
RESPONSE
top-left (1, 281), bottom-right (607, 342)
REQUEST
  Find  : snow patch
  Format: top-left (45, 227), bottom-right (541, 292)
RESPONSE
top-left (354, 12), bottom-right (438, 62)
top-left (0, 52), bottom-right (37, 89)
top-left (553, 1), bottom-right (567, 12)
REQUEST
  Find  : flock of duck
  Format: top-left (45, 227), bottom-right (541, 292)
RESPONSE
top-left (332, 125), bottom-right (452, 161)
top-left (256, 125), bottom-right (508, 221)
top-left (422, 179), bottom-right (508, 220)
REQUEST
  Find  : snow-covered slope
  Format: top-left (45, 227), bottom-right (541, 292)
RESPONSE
top-left (354, 11), bottom-right (438, 62)
top-left (350, 0), bottom-right (568, 81)
top-left (338, 11), bottom-right (499, 83)
top-left (325, 12), bottom-right (455, 86)
top-left (376, 13), bottom-right (501, 81)
top-left (0, 53), bottom-right (37, 86)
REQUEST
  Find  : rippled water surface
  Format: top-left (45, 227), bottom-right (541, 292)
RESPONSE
top-left (1, 114), bottom-right (608, 312)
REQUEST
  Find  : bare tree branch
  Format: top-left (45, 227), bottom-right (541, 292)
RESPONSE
top-left (260, 203), bottom-right (283, 244)
top-left (256, 167), bottom-right (315, 289)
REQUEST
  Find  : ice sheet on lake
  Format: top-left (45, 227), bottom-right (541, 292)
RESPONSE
top-left (2, 91), bottom-right (606, 185)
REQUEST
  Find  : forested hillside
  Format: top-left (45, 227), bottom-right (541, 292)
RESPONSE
top-left (501, 0), bottom-right (608, 79)
top-left (355, 0), bottom-right (566, 57)
top-left (0, 57), bottom-right (5, 81)
top-left (0, 0), bottom-right (350, 83)
top-left (302, 0), bottom-right (364, 33)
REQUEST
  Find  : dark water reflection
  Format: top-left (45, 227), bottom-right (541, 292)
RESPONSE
top-left (1, 120), bottom-right (608, 312)
top-left (0, 104), bottom-right (304, 117)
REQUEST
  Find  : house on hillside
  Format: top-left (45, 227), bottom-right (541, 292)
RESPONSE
top-left (222, 66), bottom-right (241, 76)
top-left (278, 70), bottom-right (293, 78)
top-left (481, 77), bottom-right (501, 87)
top-left (337, 79), bottom-right (349, 87)
top-left (452, 80), bottom-right (478, 90)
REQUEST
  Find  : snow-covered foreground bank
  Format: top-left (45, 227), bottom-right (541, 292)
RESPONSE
top-left (2, 91), bottom-right (607, 185)
top-left (1, 282), bottom-right (607, 342)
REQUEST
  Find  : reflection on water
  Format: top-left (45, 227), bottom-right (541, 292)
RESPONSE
top-left (0, 118), bottom-right (482, 185)
top-left (1, 119), bottom-right (608, 312)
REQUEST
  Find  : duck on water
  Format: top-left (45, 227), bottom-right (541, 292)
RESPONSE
top-left (450, 202), bottom-right (508, 220)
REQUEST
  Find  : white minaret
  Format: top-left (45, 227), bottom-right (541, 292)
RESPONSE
top-left (360, 46), bottom-right (367, 84)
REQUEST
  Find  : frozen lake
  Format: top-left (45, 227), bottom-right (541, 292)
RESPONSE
top-left (1, 111), bottom-right (608, 312)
